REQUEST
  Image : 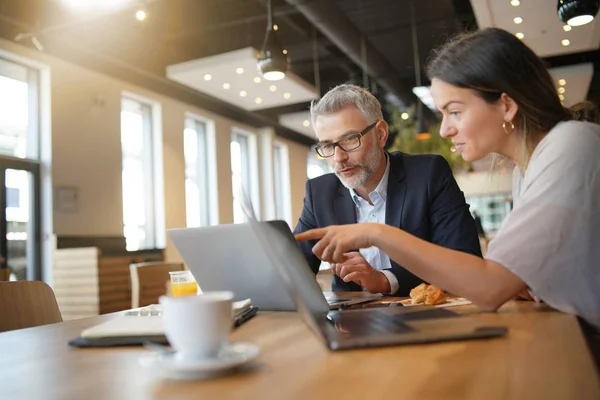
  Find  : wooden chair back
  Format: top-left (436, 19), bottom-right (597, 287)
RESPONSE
top-left (129, 262), bottom-right (185, 308)
top-left (0, 268), bottom-right (10, 281)
top-left (0, 281), bottom-right (63, 332)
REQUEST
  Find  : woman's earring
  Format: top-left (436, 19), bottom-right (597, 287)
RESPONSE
top-left (502, 120), bottom-right (515, 134)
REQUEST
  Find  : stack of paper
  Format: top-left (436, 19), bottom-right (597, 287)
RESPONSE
top-left (71, 299), bottom-right (255, 347)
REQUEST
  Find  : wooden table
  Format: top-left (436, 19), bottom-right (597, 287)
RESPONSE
top-left (0, 297), bottom-right (598, 399)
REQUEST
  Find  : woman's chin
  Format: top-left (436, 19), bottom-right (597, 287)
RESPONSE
top-left (461, 151), bottom-right (485, 163)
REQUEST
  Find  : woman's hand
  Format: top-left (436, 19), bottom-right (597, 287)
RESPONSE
top-left (294, 223), bottom-right (383, 263)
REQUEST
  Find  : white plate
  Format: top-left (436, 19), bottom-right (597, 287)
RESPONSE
top-left (140, 341), bottom-right (260, 381)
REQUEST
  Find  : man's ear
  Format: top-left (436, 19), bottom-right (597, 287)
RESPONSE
top-left (500, 93), bottom-right (519, 122)
top-left (377, 120), bottom-right (389, 147)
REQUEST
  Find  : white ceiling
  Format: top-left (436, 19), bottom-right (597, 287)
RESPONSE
top-left (166, 47), bottom-right (318, 112)
top-left (279, 111), bottom-right (315, 139)
top-left (470, 0), bottom-right (600, 58)
top-left (470, 0), bottom-right (599, 105)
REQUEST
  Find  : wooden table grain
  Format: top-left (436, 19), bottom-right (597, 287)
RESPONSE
top-left (0, 298), bottom-right (598, 400)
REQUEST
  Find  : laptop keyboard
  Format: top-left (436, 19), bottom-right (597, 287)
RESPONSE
top-left (327, 311), bottom-right (414, 335)
top-left (327, 309), bottom-right (457, 336)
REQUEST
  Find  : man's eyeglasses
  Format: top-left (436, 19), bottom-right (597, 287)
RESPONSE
top-left (315, 121), bottom-right (379, 158)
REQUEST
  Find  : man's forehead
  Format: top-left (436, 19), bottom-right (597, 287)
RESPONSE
top-left (315, 112), bottom-right (367, 141)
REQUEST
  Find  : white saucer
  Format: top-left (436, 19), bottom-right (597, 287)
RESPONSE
top-left (140, 342), bottom-right (260, 381)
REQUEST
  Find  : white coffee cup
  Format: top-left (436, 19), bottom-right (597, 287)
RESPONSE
top-left (159, 291), bottom-right (234, 361)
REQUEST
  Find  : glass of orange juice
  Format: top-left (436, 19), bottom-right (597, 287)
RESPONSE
top-left (169, 270), bottom-right (199, 297)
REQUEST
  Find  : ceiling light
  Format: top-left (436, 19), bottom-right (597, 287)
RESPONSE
top-left (563, 24), bottom-right (572, 31)
top-left (558, 87), bottom-right (566, 94)
top-left (561, 39), bottom-right (571, 46)
top-left (516, 32), bottom-right (525, 39)
top-left (236, 68), bottom-right (244, 75)
top-left (222, 83), bottom-right (231, 89)
top-left (559, 94), bottom-right (565, 101)
top-left (283, 92), bottom-right (291, 99)
top-left (255, 97), bottom-right (262, 104)
top-left (557, 0), bottom-right (599, 26)
top-left (511, 0), bottom-right (520, 6)
top-left (253, 77), bottom-right (261, 83)
top-left (401, 112), bottom-right (409, 120)
top-left (302, 120), bottom-right (310, 127)
top-left (513, 17), bottom-right (523, 24)
top-left (257, 0), bottom-right (289, 81)
top-left (282, 49), bottom-right (288, 55)
top-left (273, 24), bottom-right (279, 31)
top-left (239, 90), bottom-right (247, 97)
top-left (203, 74), bottom-right (212, 81)
top-left (269, 85), bottom-right (277, 92)
top-left (559, 79), bottom-right (566, 86)
top-left (135, 10), bottom-right (146, 21)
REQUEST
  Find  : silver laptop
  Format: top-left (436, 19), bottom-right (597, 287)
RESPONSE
top-left (167, 223), bottom-right (381, 311)
top-left (250, 220), bottom-right (508, 350)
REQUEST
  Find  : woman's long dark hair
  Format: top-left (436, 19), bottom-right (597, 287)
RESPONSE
top-left (426, 28), bottom-right (596, 151)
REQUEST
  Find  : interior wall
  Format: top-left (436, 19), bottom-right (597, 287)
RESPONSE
top-left (0, 37), bottom-right (310, 262)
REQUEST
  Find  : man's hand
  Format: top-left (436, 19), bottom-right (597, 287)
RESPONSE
top-left (332, 252), bottom-right (390, 294)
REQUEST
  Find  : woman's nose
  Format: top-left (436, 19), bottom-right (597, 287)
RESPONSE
top-left (439, 119), bottom-right (456, 139)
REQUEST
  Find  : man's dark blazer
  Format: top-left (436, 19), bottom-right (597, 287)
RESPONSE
top-left (293, 151), bottom-right (482, 296)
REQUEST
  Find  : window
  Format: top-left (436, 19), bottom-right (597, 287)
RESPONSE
top-left (273, 142), bottom-right (292, 225)
top-left (184, 116), bottom-right (217, 227)
top-left (121, 96), bottom-right (160, 251)
top-left (306, 144), bottom-right (332, 179)
top-left (466, 193), bottom-right (512, 233)
top-left (0, 58), bottom-right (39, 159)
top-left (0, 57), bottom-right (43, 281)
top-left (231, 128), bottom-right (259, 223)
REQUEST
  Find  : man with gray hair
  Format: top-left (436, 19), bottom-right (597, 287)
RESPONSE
top-left (293, 84), bottom-right (481, 295)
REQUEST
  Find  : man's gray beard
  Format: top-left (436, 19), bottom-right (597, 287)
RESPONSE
top-left (335, 143), bottom-right (383, 190)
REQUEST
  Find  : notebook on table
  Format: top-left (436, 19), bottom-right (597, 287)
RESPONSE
top-left (68, 299), bottom-right (257, 348)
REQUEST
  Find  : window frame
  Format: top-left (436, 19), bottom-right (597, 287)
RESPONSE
top-left (120, 93), bottom-right (165, 251)
top-left (231, 127), bottom-right (260, 223)
top-left (184, 113), bottom-right (218, 227)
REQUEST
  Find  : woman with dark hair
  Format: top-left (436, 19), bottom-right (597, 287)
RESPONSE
top-left (296, 28), bottom-right (600, 333)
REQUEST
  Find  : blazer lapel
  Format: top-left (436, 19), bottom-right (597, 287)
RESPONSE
top-left (334, 185), bottom-right (357, 225)
top-left (385, 153), bottom-right (407, 228)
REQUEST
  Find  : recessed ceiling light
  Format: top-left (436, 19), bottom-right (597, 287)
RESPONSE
top-left (302, 120), bottom-right (310, 127)
top-left (510, 0), bottom-right (520, 6)
top-left (401, 112), bottom-right (409, 120)
top-left (561, 39), bottom-right (570, 46)
top-left (513, 17), bottom-right (523, 24)
top-left (255, 97), bottom-right (262, 104)
top-left (282, 49), bottom-right (288, 55)
top-left (516, 32), bottom-right (524, 39)
top-left (283, 92), bottom-right (291, 99)
top-left (558, 87), bottom-right (566, 94)
top-left (239, 90), bottom-right (247, 97)
top-left (222, 83), bottom-right (231, 89)
top-left (269, 85), bottom-right (277, 92)
top-left (135, 10), bottom-right (146, 21)
top-left (253, 77), bottom-right (261, 83)
top-left (203, 74), bottom-right (212, 81)
top-left (236, 68), bottom-right (244, 75)
top-left (559, 94), bottom-right (565, 101)
top-left (563, 24), bottom-right (572, 32)
top-left (273, 24), bottom-right (279, 31)
top-left (558, 79), bottom-right (566, 86)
